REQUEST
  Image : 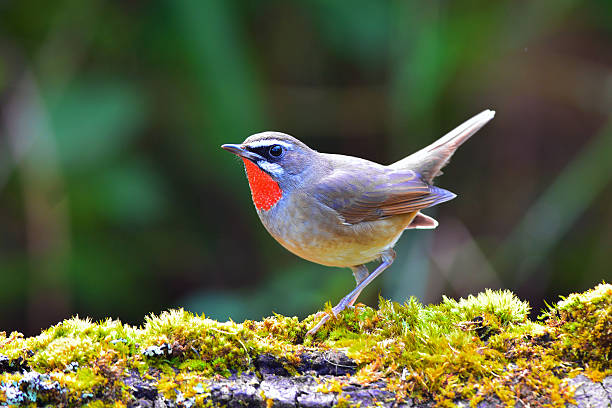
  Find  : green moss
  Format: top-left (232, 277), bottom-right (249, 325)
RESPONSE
top-left (0, 285), bottom-right (610, 406)
top-left (542, 283), bottom-right (612, 377)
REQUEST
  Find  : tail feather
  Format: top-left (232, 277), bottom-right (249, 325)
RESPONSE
top-left (429, 185), bottom-right (457, 206)
top-left (406, 212), bottom-right (439, 230)
top-left (390, 110), bottom-right (495, 184)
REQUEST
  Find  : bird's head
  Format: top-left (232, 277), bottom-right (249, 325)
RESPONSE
top-left (222, 132), bottom-right (316, 211)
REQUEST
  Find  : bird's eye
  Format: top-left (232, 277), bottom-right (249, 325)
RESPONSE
top-left (268, 144), bottom-right (284, 158)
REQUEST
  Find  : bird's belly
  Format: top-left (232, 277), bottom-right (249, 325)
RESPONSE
top-left (258, 199), bottom-right (417, 267)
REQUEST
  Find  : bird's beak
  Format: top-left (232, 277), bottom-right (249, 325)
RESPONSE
top-left (221, 144), bottom-right (263, 162)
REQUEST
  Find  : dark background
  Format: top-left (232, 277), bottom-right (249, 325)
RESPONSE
top-left (1, 0), bottom-right (611, 335)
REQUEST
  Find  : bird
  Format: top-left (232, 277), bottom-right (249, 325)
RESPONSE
top-left (222, 110), bottom-right (495, 335)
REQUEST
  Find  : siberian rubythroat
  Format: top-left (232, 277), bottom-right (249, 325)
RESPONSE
top-left (222, 110), bottom-right (495, 335)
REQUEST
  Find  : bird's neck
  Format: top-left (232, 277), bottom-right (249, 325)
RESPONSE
top-left (242, 158), bottom-right (283, 211)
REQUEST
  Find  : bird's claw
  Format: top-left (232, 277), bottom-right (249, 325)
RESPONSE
top-left (333, 293), bottom-right (358, 315)
top-left (332, 303), bottom-right (351, 316)
top-left (307, 298), bottom-right (358, 336)
top-left (306, 314), bottom-right (330, 336)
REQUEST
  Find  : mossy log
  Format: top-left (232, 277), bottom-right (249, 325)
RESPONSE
top-left (0, 284), bottom-right (610, 407)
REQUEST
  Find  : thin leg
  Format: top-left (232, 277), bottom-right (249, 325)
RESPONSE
top-left (333, 249), bottom-right (396, 314)
top-left (328, 265), bottom-right (369, 314)
top-left (307, 249), bottom-right (396, 336)
top-left (351, 264), bottom-right (369, 286)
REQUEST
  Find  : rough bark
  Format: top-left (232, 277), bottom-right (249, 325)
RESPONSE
top-left (2, 351), bottom-right (610, 407)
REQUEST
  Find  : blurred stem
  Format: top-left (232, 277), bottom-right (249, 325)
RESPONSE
top-left (5, 74), bottom-right (71, 333)
top-left (499, 117), bottom-right (612, 285)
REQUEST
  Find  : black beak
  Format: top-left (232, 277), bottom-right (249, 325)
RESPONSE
top-left (221, 144), bottom-right (263, 162)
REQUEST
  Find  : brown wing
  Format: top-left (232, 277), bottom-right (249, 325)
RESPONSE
top-left (312, 166), bottom-right (456, 225)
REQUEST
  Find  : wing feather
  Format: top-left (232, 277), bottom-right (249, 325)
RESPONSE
top-left (312, 166), bottom-right (455, 224)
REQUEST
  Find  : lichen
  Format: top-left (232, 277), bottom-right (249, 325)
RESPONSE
top-left (0, 284), bottom-right (609, 406)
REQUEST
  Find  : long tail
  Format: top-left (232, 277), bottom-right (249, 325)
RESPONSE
top-left (390, 110), bottom-right (495, 184)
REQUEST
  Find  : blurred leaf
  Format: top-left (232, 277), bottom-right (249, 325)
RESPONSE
top-left (44, 78), bottom-right (146, 170)
top-left (68, 237), bottom-right (158, 319)
top-left (94, 158), bottom-right (167, 224)
top-left (306, 0), bottom-right (389, 64)
top-left (0, 258), bottom-right (28, 303)
top-left (68, 158), bottom-right (167, 225)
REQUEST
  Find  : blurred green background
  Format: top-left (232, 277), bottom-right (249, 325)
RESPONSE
top-left (1, 0), bottom-right (611, 335)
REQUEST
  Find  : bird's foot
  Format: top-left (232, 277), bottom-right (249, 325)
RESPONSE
top-left (307, 298), bottom-right (358, 336)
top-left (306, 314), bottom-right (330, 336)
top-left (332, 296), bottom-right (354, 316)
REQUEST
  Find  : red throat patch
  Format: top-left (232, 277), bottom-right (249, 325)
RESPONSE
top-left (242, 158), bottom-right (283, 211)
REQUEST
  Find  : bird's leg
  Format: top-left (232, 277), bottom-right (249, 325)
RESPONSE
top-left (351, 264), bottom-right (370, 286)
top-left (307, 249), bottom-right (396, 336)
top-left (333, 265), bottom-right (370, 312)
top-left (333, 249), bottom-right (396, 315)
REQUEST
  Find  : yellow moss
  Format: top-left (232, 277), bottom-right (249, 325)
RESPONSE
top-left (51, 367), bottom-right (106, 396)
top-left (547, 283), bottom-right (611, 369)
top-left (317, 377), bottom-right (346, 394)
top-left (335, 393), bottom-right (352, 408)
top-left (260, 389), bottom-right (274, 408)
top-left (0, 285), bottom-right (609, 406)
top-left (584, 368), bottom-right (608, 383)
top-left (83, 401), bottom-right (127, 408)
top-left (156, 371), bottom-right (211, 403)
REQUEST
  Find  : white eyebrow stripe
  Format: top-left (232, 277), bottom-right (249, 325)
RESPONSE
top-left (247, 140), bottom-right (293, 149)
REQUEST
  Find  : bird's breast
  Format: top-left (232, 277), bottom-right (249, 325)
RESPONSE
top-left (256, 192), bottom-right (416, 267)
